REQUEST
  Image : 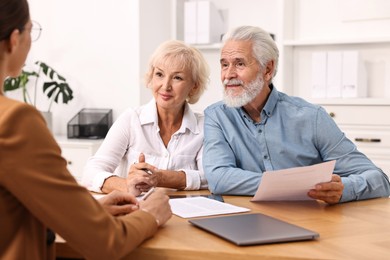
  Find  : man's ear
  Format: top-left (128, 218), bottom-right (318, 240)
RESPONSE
top-left (7, 29), bottom-right (21, 53)
top-left (264, 60), bottom-right (275, 81)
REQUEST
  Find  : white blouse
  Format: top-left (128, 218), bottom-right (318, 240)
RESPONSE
top-left (81, 99), bottom-right (207, 193)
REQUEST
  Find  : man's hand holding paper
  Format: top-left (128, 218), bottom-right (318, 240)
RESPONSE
top-left (308, 173), bottom-right (344, 204)
top-left (252, 161), bottom-right (337, 203)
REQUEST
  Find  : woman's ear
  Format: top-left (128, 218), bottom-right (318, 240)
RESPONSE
top-left (189, 83), bottom-right (199, 97)
top-left (7, 29), bottom-right (21, 53)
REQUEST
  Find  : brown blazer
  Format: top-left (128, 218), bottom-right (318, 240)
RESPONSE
top-left (0, 96), bottom-right (157, 260)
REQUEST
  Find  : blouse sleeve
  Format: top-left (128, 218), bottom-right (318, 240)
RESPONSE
top-left (82, 110), bottom-right (133, 192)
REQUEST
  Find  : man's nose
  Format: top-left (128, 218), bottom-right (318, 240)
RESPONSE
top-left (225, 64), bottom-right (237, 79)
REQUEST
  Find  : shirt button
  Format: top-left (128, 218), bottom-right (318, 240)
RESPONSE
top-left (264, 155), bottom-right (268, 159)
top-left (258, 129), bottom-right (262, 133)
top-left (164, 152), bottom-right (169, 157)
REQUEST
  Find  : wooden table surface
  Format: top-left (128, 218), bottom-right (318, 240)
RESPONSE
top-left (56, 190), bottom-right (390, 260)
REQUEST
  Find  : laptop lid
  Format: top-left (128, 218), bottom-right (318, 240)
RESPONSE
top-left (189, 213), bottom-right (319, 246)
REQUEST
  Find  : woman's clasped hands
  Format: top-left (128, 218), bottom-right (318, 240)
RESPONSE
top-left (126, 153), bottom-right (161, 196)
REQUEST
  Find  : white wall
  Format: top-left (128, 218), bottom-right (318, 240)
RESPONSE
top-left (139, 0), bottom-right (174, 104)
top-left (9, 0), bottom-right (389, 134)
top-left (13, 0), bottom-right (142, 135)
top-left (7, 0), bottom-right (171, 135)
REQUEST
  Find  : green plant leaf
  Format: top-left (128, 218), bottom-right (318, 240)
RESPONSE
top-left (43, 82), bottom-right (57, 97)
top-left (43, 81), bottom-right (74, 104)
top-left (4, 61), bottom-right (73, 109)
top-left (57, 74), bottom-right (66, 81)
top-left (4, 77), bottom-right (23, 91)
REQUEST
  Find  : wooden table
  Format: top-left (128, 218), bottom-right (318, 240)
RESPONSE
top-left (56, 190), bottom-right (390, 259)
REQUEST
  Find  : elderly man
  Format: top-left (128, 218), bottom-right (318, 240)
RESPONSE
top-left (203, 25), bottom-right (390, 204)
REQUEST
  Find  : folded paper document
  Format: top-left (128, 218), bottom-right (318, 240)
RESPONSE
top-left (252, 160), bottom-right (336, 201)
top-left (169, 197), bottom-right (250, 218)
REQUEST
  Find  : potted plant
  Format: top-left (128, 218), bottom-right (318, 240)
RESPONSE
top-left (3, 61), bottom-right (74, 130)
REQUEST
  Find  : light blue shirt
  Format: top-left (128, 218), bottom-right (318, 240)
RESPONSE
top-left (203, 85), bottom-right (390, 202)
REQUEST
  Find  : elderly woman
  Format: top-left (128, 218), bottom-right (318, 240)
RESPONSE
top-left (82, 40), bottom-right (210, 195)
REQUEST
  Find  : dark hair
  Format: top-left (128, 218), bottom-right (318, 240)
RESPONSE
top-left (0, 0), bottom-right (29, 41)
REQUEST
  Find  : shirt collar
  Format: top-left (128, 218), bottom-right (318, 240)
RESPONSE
top-left (262, 83), bottom-right (279, 118)
top-left (181, 103), bottom-right (200, 134)
top-left (237, 84), bottom-right (279, 123)
top-left (139, 99), bottom-right (158, 125)
top-left (139, 99), bottom-right (200, 134)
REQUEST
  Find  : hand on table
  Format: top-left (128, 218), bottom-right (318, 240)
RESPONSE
top-left (139, 188), bottom-right (172, 227)
top-left (98, 190), bottom-right (139, 216)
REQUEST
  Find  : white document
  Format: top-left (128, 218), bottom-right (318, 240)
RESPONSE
top-left (251, 160), bottom-right (336, 202)
top-left (169, 197), bottom-right (250, 218)
top-left (386, 61), bottom-right (390, 98)
top-left (326, 51), bottom-right (342, 98)
top-left (92, 193), bottom-right (106, 200)
top-left (311, 52), bottom-right (327, 98)
top-left (184, 1), bottom-right (197, 44)
top-left (196, 1), bottom-right (225, 44)
top-left (341, 51), bottom-right (367, 98)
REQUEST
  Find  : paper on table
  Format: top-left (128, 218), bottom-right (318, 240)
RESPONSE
top-left (251, 160), bottom-right (336, 201)
top-left (169, 197), bottom-right (250, 218)
top-left (92, 191), bottom-right (153, 202)
top-left (92, 193), bottom-right (106, 200)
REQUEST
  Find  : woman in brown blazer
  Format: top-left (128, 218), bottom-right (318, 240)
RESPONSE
top-left (0, 0), bottom-right (172, 259)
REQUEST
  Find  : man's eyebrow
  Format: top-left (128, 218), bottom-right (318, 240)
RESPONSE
top-left (220, 57), bottom-right (245, 63)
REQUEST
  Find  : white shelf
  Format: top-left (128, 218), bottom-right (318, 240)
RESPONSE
top-left (173, 0), bottom-right (390, 109)
top-left (283, 37), bottom-right (390, 46)
top-left (307, 98), bottom-right (390, 106)
top-left (193, 43), bottom-right (222, 50)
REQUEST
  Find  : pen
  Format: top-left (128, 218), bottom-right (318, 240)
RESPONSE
top-left (142, 168), bottom-right (153, 175)
top-left (134, 161), bottom-right (153, 175)
top-left (141, 187), bottom-right (155, 201)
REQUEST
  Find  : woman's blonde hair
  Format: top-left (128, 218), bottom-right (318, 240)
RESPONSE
top-left (144, 40), bottom-right (210, 104)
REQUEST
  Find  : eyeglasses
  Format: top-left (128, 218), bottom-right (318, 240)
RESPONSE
top-left (0, 20), bottom-right (42, 42)
top-left (27, 20), bottom-right (42, 42)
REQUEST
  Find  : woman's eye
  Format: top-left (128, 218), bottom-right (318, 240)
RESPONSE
top-left (174, 76), bottom-right (183, 81)
top-left (155, 72), bottom-right (163, 77)
top-left (236, 62), bottom-right (245, 67)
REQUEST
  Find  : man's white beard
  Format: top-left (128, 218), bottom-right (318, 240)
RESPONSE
top-left (223, 75), bottom-right (264, 107)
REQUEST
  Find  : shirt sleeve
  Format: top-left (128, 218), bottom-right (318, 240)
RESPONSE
top-left (82, 111), bottom-right (132, 192)
top-left (181, 146), bottom-right (208, 190)
top-left (1, 104), bottom-right (158, 259)
top-left (314, 107), bottom-right (390, 202)
top-left (203, 107), bottom-right (261, 195)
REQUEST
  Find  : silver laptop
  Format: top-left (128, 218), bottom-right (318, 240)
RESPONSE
top-left (189, 213), bottom-right (319, 246)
